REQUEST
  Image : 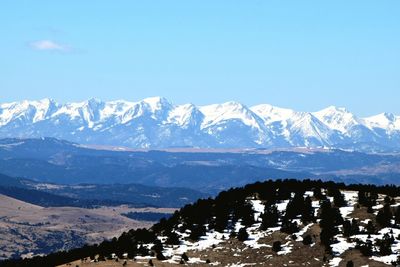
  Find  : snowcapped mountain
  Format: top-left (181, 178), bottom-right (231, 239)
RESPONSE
top-left (0, 97), bottom-right (399, 151)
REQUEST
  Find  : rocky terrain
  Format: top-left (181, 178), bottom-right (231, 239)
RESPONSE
top-left (5, 179), bottom-right (400, 267)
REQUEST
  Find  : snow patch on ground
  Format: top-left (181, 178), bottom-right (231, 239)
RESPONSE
top-left (340, 191), bottom-right (358, 219)
top-left (160, 190), bottom-right (400, 266)
top-left (329, 257), bottom-right (342, 267)
top-left (250, 200), bottom-right (264, 221)
top-left (331, 236), bottom-right (355, 255)
top-left (276, 200), bottom-right (290, 212)
top-left (277, 241), bottom-right (293, 255)
top-left (293, 223), bottom-right (313, 242)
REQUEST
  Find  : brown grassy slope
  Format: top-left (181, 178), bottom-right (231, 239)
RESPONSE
top-left (0, 194), bottom-right (157, 259)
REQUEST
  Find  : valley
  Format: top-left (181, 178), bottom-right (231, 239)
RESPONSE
top-left (2, 138), bottom-right (400, 265)
top-left (3, 1), bottom-right (398, 266)
top-left (0, 194), bottom-right (175, 260)
top-left (1, 138), bottom-right (400, 192)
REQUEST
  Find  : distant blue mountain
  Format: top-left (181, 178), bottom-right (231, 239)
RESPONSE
top-left (1, 138), bottom-right (400, 191)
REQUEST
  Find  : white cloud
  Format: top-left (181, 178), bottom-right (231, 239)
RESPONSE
top-left (30, 40), bottom-right (70, 52)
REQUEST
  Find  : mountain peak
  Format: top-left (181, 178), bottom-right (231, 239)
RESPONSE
top-left (38, 98), bottom-right (56, 105)
top-left (142, 96), bottom-right (169, 104)
top-left (86, 97), bottom-right (102, 104)
top-left (313, 106), bottom-right (360, 133)
top-left (0, 98), bottom-right (400, 151)
top-left (382, 112), bottom-right (396, 121)
top-left (251, 104), bottom-right (295, 122)
top-left (141, 96), bottom-right (172, 112)
top-left (364, 112), bottom-right (400, 131)
top-left (316, 105), bottom-right (350, 115)
top-left (223, 100), bottom-right (244, 106)
top-left (85, 98), bottom-right (104, 110)
top-left (201, 101), bottom-right (247, 110)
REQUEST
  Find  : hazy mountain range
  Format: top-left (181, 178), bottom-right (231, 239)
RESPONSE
top-left (1, 97), bottom-right (399, 151)
top-left (1, 137), bottom-right (400, 189)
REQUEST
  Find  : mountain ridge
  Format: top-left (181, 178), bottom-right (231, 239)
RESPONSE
top-left (1, 97), bottom-right (399, 151)
top-left (4, 179), bottom-right (400, 267)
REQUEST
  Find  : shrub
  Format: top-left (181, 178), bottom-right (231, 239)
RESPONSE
top-left (181, 252), bottom-right (189, 262)
top-left (303, 235), bottom-right (313, 245)
top-left (237, 227), bottom-right (249, 241)
top-left (272, 241), bottom-right (282, 252)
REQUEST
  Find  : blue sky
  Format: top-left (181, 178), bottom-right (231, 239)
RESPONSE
top-left (1, 1), bottom-right (399, 116)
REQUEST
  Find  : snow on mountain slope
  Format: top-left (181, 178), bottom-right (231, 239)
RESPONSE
top-left (364, 113), bottom-right (400, 132)
top-left (0, 97), bottom-right (399, 151)
top-left (313, 106), bottom-right (362, 134)
top-left (251, 105), bottom-right (338, 147)
top-left (167, 104), bottom-right (203, 128)
top-left (313, 106), bottom-right (380, 147)
top-left (251, 104), bottom-right (295, 123)
top-left (199, 101), bottom-right (262, 130)
top-left (286, 112), bottom-right (336, 147)
top-left (199, 102), bottom-right (272, 146)
top-left (0, 99), bottom-right (58, 126)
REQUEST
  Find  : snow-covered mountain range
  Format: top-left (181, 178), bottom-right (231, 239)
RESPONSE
top-left (0, 97), bottom-right (399, 151)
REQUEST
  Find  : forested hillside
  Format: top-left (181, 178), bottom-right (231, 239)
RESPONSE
top-left (3, 179), bottom-right (400, 266)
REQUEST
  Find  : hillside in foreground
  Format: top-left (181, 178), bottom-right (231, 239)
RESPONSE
top-left (3, 179), bottom-right (400, 266)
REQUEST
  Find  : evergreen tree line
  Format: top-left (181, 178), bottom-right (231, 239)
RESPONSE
top-left (3, 179), bottom-right (400, 267)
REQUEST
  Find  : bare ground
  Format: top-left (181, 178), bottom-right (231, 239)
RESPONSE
top-left (0, 194), bottom-right (174, 259)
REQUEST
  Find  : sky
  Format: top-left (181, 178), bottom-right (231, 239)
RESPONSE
top-left (1, 1), bottom-right (399, 116)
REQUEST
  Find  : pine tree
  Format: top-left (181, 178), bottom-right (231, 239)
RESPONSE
top-left (394, 206), bottom-right (400, 224)
top-left (181, 252), bottom-right (189, 262)
top-left (376, 204), bottom-right (392, 228)
top-left (313, 187), bottom-right (325, 200)
top-left (302, 196), bottom-right (315, 223)
top-left (285, 192), bottom-right (305, 219)
top-left (280, 218), bottom-right (299, 234)
top-left (189, 224), bottom-right (206, 241)
top-left (377, 233), bottom-right (393, 256)
top-left (260, 205), bottom-right (279, 230)
top-left (366, 221), bottom-right (376, 234)
top-left (165, 231), bottom-right (180, 245)
top-left (343, 220), bottom-right (352, 237)
top-left (350, 219), bottom-right (359, 235)
top-left (237, 227), bottom-right (249, 241)
top-left (233, 201), bottom-right (255, 227)
top-left (356, 239), bottom-right (373, 256)
top-left (319, 199), bottom-right (343, 250)
top-left (358, 191), bottom-right (368, 206)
